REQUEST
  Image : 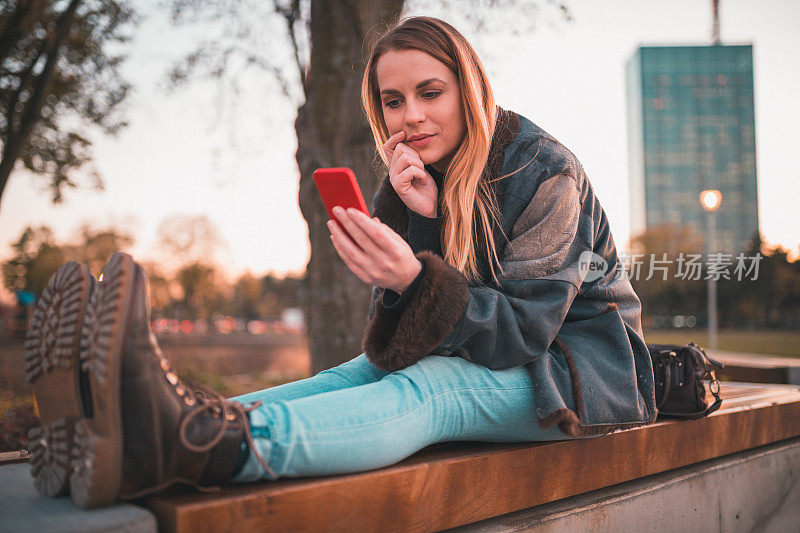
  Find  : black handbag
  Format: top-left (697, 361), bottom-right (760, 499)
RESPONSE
top-left (647, 341), bottom-right (724, 420)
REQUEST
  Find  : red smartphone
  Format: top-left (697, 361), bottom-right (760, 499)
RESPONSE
top-left (313, 167), bottom-right (371, 243)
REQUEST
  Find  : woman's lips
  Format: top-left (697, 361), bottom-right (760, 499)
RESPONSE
top-left (409, 134), bottom-right (434, 148)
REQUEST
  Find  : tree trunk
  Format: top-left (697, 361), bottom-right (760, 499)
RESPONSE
top-left (296, 0), bottom-right (402, 374)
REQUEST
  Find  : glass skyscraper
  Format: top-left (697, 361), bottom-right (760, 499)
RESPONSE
top-left (626, 45), bottom-right (759, 253)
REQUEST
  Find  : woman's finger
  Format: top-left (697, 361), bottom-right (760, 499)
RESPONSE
top-left (391, 141), bottom-right (420, 173)
top-left (389, 141), bottom-right (407, 175)
top-left (396, 145), bottom-right (428, 185)
top-left (331, 235), bottom-right (369, 283)
top-left (330, 223), bottom-right (370, 273)
top-left (381, 220), bottom-right (414, 249)
top-left (402, 146), bottom-right (425, 170)
top-left (331, 207), bottom-right (381, 258)
top-left (394, 164), bottom-right (427, 190)
top-left (372, 213), bottom-right (416, 246)
top-left (347, 208), bottom-right (398, 254)
top-left (382, 130), bottom-right (406, 160)
top-left (393, 151), bottom-right (420, 187)
top-left (403, 150), bottom-right (427, 186)
top-left (396, 149), bottom-right (426, 177)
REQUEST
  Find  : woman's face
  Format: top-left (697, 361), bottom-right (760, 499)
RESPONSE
top-left (376, 48), bottom-right (466, 172)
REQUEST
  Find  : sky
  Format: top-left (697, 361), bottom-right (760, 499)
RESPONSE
top-left (1, 0), bottom-right (798, 292)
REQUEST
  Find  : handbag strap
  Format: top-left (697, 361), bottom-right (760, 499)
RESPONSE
top-left (655, 349), bottom-right (677, 409)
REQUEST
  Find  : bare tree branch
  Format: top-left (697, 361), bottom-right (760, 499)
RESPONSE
top-left (273, 0), bottom-right (307, 95)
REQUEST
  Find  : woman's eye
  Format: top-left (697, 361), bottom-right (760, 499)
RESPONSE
top-left (384, 92), bottom-right (440, 109)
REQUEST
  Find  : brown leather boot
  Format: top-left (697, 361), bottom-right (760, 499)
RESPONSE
top-left (25, 261), bottom-right (96, 497)
top-left (69, 252), bottom-right (274, 509)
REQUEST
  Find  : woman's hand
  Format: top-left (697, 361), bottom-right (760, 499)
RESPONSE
top-left (383, 131), bottom-right (438, 218)
top-left (328, 205), bottom-right (422, 293)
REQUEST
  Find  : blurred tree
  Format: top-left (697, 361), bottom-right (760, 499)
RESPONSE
top-left (175, 261), bottom-right (225, 320)
top-left (0, 0), bottom-right (137, 210)
top-left (227, 271), bottom-right (306, 320)
top-left (262, 271), bottom-right (305, 318)
top-left (71, 223), bottom-right (134, 276)
top-left (629, 223), bottom-right (705, 325)
top-left (1, 224), bottom-right (316, 324)
top-left (153, 214), bottom-right (231, 320)
top-left (155, 214), bottom-right (229, 270)
top-left (1, 225), bottom-right (65, 295)
top-left (628, 223), bottom-right (703, 257)
top-left (738, 234), bottom-right (800, 329)
top-left (166, 0), bottom-right (570, 373)
top-left (137, 260), bottom-right (173, 316)
top-left (230, 271), bottom-right (262, 320)
top-left (629, 227), bottom-right (800, 330)
top-left (1, 223), bottom-right (133, 295)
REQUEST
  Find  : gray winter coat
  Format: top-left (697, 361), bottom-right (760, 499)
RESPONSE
top-left (362, 107), bottom-right (657, 437)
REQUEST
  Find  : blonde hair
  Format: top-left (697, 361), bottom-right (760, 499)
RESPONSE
top-left (361, 15), bottom-right (506, 285)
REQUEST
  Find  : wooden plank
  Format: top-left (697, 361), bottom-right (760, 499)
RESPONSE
top-left (142, 383), bottom-right (800, 533)
top-left (0, 450), bottom-right (30, 466)
top-left (714, 381), bottom-right (799, 407)
top-left (713, 351), bottom-right (800, 385)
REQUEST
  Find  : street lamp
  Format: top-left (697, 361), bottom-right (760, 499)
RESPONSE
top-left (700, 189), bottom-right (722, 349)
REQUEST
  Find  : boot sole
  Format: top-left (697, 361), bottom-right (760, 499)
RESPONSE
top-left (69, 253), bottom-right (135, 509)
top-left (25, 261), bottom-right (93, 497)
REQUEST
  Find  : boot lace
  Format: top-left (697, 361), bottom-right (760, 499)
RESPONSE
top-left (150, 333), bottom-right (278, 480)
top-left (177, 379), bottom-right (278, 480)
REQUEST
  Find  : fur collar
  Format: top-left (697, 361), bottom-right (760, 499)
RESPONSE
top-left (372, 106), bottom-right (521, 242)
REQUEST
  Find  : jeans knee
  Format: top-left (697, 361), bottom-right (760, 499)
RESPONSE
top-left (395, 354), bottom-right (471, 378)
top-left (318, 352), bottom-right (389, 384)
top-left (388, 355), bottom-right (465, 395)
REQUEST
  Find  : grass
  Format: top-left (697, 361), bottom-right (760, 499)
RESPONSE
top-left (0, 393), bottom-right (35, 420)
top-left (643, 329), bottom-right (800, 357)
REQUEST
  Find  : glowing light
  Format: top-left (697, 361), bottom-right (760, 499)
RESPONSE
top-left (247, 320), bottom-right (268, 335)
top-left (700, 189), bottom-right (722, 211)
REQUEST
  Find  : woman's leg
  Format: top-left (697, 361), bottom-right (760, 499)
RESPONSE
top-left (234, 354), bottom-right (575, 482)
top-left (230, 352), bottom-right (390, 406)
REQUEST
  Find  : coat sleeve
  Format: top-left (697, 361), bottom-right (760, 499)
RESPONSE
top-left (363, 173), bottom-right (589, 371)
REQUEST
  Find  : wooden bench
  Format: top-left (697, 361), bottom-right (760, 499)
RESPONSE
top-left (142, 382), bottom-right (800, 532)
top-left (712, 350), bottom-right (800, 385)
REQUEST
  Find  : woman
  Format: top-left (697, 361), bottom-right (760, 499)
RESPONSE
top-left (26, 16), bottom-right (656, 509)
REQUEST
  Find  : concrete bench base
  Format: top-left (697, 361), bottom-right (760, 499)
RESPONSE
top-left (452, 436), bottom-right (800, 532)
top-left (0, 463), bottom-right (157, 533)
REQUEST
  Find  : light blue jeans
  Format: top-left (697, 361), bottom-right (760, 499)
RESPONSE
top-left (230, 353), bottom-right (574, 482)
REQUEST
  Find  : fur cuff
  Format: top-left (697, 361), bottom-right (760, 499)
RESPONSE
top-left (362, 251), bottom-right (468, 371)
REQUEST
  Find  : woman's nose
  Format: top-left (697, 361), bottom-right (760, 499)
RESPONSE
top-left (404, 99), bottom-right (425, 125)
